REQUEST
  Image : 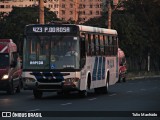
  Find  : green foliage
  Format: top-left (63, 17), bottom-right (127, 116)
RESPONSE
top-left (0, 6), bottom-right (59, 54)
top-left (83, 0), bottom-right (160, 71)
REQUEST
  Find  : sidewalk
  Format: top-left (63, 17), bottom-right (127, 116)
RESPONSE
top-left (126, 71), bottom-right (160, 80)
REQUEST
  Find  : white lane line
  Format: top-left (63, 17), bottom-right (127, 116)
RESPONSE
top-left (28, 109), bottom-right (40, 112)
top-left (109, 93), bottom-right (117, 96)
top-left (0, 99), bottom-right (9, 100)
top-left (140, 89), bottom-right (146, 91)
top-left (61, 103), bottom-right (72, 106)
top-left (153, 87), bottom-right (158, 89)
top-left (88, 98), bottom-right (97, 101)
top-left (127, 91), bottom-right (133, 93)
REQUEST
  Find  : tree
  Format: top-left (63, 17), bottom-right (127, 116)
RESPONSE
top-left (0, 6), bottom-right (60, 54)
top-left (83, 0), bottom-right (160, 71)
top-left (122, 0), bottom-right (160, 71)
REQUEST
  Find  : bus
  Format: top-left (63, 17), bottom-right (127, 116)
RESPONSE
top-left (22, 24), bottom-right (119, 98)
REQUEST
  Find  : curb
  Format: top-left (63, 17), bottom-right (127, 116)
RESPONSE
top-left (127, 75), bottom-right (160, 80)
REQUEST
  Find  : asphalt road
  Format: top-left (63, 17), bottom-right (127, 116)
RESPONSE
top-left (0, 77), bottom-right (160, 120)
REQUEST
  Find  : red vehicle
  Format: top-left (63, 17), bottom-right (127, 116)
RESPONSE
top-left (118, 48), bottom-right (127, 82)
top-left (0, 39), bottom-right (22, 94)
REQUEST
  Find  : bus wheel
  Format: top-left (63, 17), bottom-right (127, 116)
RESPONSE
top-left (101, 76), bottom-right (109, 94)
top-left (16, 81), bottom-right (21, 93)
top-left (105, 79), bottom-right (109, 93)
top-left (123, 78), bottom-right (126, 82)
top-left (33, 90), bottom-right (43, 99)
top-left (57, 91), bottom-right (63, 96)
top-left (117, 75), bottom-right (121, 83)
top-left (7, 82), bottom-right (15, 95)
top-left (79, 90), bottom-right (87, 98)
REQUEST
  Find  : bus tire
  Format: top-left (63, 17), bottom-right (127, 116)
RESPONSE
top-left (16, 81), bottom-right (21, 93)
top-left (79, 90), bottom-right (87, 98)
top-left (79, 75), bottom-right (90, 98)
top-left (94, 88), bottom-right (99, 94)
top-left (16, 84), bottom-right (21, 93)
top-left (123, 77), bottom-right (126, 82)
top-left (7, 81), bottom-right (15, 95)
top-left (57, 91), bottom-right (63, 96)
top-left (118, 75), bottom-right (121, 83)
top-left (33, 90), bottom-right (43, 99)
top-left (101, 73), bottom-right (109, 94)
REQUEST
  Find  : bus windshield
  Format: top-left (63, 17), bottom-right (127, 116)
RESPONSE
top-left (0, 53), bottom-right (9, 68)
top-left (23, 35), bottom-right (80, 70)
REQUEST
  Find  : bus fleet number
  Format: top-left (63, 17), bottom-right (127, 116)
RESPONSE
top-left (33, 27), bottom-right (42, 32)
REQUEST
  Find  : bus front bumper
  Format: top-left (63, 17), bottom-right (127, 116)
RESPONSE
top-left (23, 79), bottom-right (79, 92)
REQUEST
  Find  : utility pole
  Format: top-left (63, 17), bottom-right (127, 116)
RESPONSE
top-left (75, 0), bottom-right (78, 24)
top-left (107, 0), bottom-right (112, 29)
top-left (107, 0), bottom-right (120, 29)
top-left (39, 0), bottom-right (44, 24)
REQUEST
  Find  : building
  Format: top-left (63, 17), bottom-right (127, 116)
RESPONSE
top-left (0, 0), bottom-right (105, 23)
top-left (59, 0), bottom-right (105, 23)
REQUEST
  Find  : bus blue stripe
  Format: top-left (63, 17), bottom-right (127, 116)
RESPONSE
top-left (97, 57), bottom-right (102, 80)
top-left (102, 57), bottom-right (105, 79)
top-left (92, 57), bottom-right (98, 81)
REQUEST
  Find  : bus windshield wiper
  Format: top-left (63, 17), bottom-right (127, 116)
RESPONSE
top-left (63, 67), bottom-right (75, 69)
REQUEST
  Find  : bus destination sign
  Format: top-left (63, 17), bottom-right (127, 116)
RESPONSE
top-left (32, 26), bottom-right (71, 33)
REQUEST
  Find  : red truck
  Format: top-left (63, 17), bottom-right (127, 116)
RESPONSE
top-left (0, 39), bottom-right (22, 94)
top-left (118, 48), bottom-right (127, 82)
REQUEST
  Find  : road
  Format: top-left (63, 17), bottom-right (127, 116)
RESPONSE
top-left (0, 77), bottom-right (160, 120)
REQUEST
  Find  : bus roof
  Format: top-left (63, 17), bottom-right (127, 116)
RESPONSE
top-left (25, 24), bottom-right (118, 35)
top-left (77, 25), bottom-right (117, 35)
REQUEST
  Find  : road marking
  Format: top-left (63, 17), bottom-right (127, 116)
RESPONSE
top-left (109, 93), bottom-right (117, 96)
top-left (88, 98), bottom-right (97, 101)
top-left (127, 91), bottom-right (133, 93)
top-left (61, 103), bottom-right (72, 106)
top-left (140, 89), bottom-right (146, 91)
top-left (28, 109), bottom-right (40, 111)
top-left (153, 87), bottom-right (158, 89)
top-left (0, 99), bottom-right (9, 101)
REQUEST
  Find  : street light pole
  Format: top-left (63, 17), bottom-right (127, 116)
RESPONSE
top-left (39, 0), bottom-right (44, 24)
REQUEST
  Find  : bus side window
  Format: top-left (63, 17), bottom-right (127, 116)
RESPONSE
top-left (113, 36), bottom-right (118, 55)
top-left (109, 36), bottom-right (113, 56)
top-left (87, 34), bottom-right (91, 56)
top-left (80, 34), bottom-right (86, 57)
top-left (106, 36), bottom-right (110, 56)
top-left (100, 35), bottom-right (104, 55)
top-left (80, 34), bottom-right (86, 68)
top-left (104, 35), bottom-right (108, 56)
top-left (95, 35), bottom-right (99, 55)
top-left (91, 34), bottom-right (95, 56)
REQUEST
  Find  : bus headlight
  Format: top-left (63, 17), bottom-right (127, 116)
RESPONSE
top-left (64, 78), bottom-right (79, 83)
top-left (2, 74), bottom-right (9, 80)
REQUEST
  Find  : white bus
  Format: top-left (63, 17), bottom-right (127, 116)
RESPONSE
top-left (22, 24), bottom-right (119, 98)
